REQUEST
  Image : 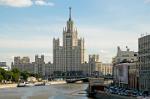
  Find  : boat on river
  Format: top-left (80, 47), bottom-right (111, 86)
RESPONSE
top-left (25, 82), bottom-right (34, 87)
top-left (17, 82), bottom-right (26, 87)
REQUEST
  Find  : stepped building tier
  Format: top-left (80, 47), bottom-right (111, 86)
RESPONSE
top-left (53, 7), bottom-right (85, 74)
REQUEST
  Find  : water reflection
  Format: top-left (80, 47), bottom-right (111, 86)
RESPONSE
top-left (0, 84), bottom-right (92, 99)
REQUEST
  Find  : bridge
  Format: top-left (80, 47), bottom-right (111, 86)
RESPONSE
top-left (66, 77), bottom-right (89, 83)
top-left (47, 75), bottom-right (113, 82)
top-left (65, 76), bottom-right (113, 83)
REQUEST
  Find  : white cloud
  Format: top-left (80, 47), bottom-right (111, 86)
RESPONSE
top-left (78, 25), bottom-right (139, 62)
top-left (0, 36), bottom-right (52, 49)
top-left (0, 0), bottom-right (54, 7)
top-left (0, 0), bottom-right (33, 7)
top-left (144, 0), bottom-right (150, 3)
top-left (0, 36), bottom-right (53, 65)
top-left (35, 0), bottom-right (54, 6)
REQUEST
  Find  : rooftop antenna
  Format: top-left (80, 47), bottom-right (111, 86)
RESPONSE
top-left (69, 7), bottom-right (72, 21)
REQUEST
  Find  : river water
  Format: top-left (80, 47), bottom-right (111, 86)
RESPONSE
top-left (0, 84), bottom-right (93, 99)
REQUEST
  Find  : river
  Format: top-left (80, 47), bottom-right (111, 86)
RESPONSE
top-left (0, 84), bottom-right (93, 99)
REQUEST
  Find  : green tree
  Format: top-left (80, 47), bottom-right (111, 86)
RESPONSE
top-left (0, 68), bottom-right (6, 76)
top-left (4, 71), bottom-right (13, 81)
top-left (0, 68), bottom-right (5, 82)
top-left (11, 68), bottom-right (20, 82)
top-left (21, 71), bottom-right (30, 81)
top-left (11, 68), bottom-right (20, 74)
top-left (0, 75), bottom-right (4, 82)
top-left (12, 73), bottom-right (20, 82)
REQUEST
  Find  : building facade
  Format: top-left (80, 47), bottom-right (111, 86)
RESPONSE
top-left (95, 63), bottom-right (112, 76)
top-left (11, 56), bottom-right (34, 73)
top-left (0, 62), bottom-right (9, 71)
top-left (113, 46), bottom-right (138, 88)
top-left (53, 8), bottom-right (84, 75)
top-left (82, 54), bottom-right (112, 77)
top-left (88, 54), bottom-right (100, 76)
top-left (138, 35), bottom-right (150, 92)
top-left (113, 46), bottom-right (138, 64)
top-left (11, 55), bottom-right (50, 78)
top-left (45, 62), bottom-right (54, 78)
top-left (128, 62), bottom-right (139, 90)
top-left (34, 55), bottom-right (45, 77)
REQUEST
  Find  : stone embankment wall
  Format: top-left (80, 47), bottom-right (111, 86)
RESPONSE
top-left (0, 84), bottom-right (17, 89)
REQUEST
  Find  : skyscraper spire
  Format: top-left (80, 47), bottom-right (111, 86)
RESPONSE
top-left (69, 7), bottom-right (72, 21)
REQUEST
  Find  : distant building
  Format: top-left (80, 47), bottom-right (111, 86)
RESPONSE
top-left (11, 55), bottom-right (48, 77)
top-left (0, 62), bottom-right (6, 66)
top-left (53, 7), bottom-right (84, 75)
top-left (96, 63), bottom-right (112, 76)
top-left (0, 62), bottom-right (9, 71)
top-left (45, 62), bottom-right (54, 78)
top-left (81, 55), bottom-right (112, 77)
top-left (89, 54), bottom-right (100, 75)
top-left (113, 46), bottom-right (138, 64)
top-left (11, 56), bottom-right (33, 73)
top-left (113, 46), bottom-right (138, 89)
top-left (128, 62), bottom-right (139, 90)
top-left (11, 55), bottom-right (54, 78)
top-left (34, 55), bottom-right (45, 76)
top-left (138, 35), bottom-right (150, 92)
top-left (52, 7), bottom-right (114, 78)
top-left (81, 62), bottom-right (90, 76)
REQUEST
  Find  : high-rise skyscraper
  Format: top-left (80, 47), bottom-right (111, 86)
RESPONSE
top-left (53, 7), bottom-right (84, 74)
top-left (138, 35), bottom-right (150, 92)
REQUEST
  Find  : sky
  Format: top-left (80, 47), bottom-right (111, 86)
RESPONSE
top-left (0, 0), bottom-right (150, 66)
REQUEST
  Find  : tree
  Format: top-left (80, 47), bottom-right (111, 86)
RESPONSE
top-left (0, 68), bottom-right (6, 76)
top-left (0, 68), bottom-right (5, 82)
top-left (12, 73), bottom-right (20, 82)
top-left (11, 68), bottom-right (20, 74)
top-left (0, 75), bottom-right (4, 82)
top-left (33, 73), bottom-right (41, 79)
top-left (21, 71), bottom-right (30, 81)
top-left (4, 71), bottom-right (13, 81)
top-left (11, 68), bottom-right (20, 82)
